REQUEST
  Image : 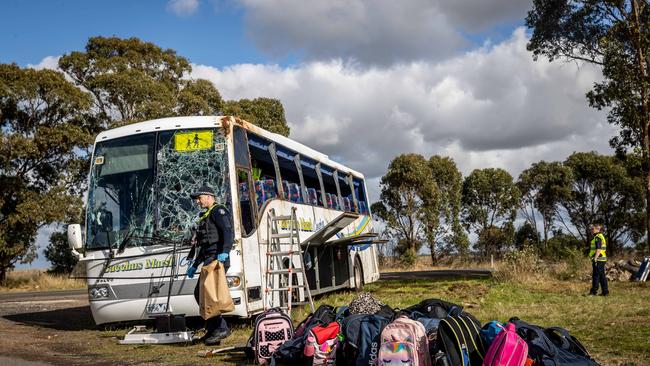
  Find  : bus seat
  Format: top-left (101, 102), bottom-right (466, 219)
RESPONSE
top-left (326, 193), bottom-right (335, 209)
top-left (307, 188), bottom-right (318, 205)
top-left (281, 180), bottom-right (290, 200)
top-left (343, 197), bottom-right (351, 212)
top-left (263, 179), bottom-right (277, 199)
top-left (358, 200), bottom-right (367, 214)
top-left (254, 180), bottom-right (265, 207)
top-left (289, 183), bottom-right (301, 203)
top-left (239, 182), bottom-right (250, 202)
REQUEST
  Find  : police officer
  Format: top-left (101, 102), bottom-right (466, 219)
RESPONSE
top-left (588, 223), bottom-right (609, 296)
top-left (186, 185), bottom-right (234, 345)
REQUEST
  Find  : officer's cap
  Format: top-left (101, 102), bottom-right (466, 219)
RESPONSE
top-left (190, 185), bottom-right (215, 199)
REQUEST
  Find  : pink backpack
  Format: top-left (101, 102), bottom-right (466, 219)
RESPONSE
top-left (482, 322), bottom-right (528, 366)
top-left (303, 321), bottom-right (340, 366)
top-left (249, 308), bottom-right (294, 365)
top-left (379, 315), bottom-right (431, 366)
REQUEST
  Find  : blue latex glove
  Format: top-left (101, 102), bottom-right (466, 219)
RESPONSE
top-left (187, 266), bottom-right (197, 279)
top-left (217, 253), bottom-right (229, 263)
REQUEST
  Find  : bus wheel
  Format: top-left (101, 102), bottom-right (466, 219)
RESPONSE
top-left (353, 257), bottom-right (364, 291)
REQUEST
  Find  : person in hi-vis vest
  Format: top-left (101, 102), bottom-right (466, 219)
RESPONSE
top-left (588, 223), bottom-right (609, 296)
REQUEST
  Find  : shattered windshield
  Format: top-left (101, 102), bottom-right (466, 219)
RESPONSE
top-left (86, 128), bottom-right (230, 250)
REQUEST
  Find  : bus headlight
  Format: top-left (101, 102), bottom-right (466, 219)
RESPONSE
top-left (226, 276), bottom-right (241, 288)
top-left (89, 286), bottom-right (109, 299)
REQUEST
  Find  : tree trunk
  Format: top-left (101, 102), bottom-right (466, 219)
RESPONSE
top-left (429, 242), bottom-right (437, 266)
top-left (0, 267), bottom-right (6, 285)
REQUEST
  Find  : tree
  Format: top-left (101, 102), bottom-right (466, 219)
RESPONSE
top-left (58, 36), bottom-right (290, 135)
top-left (526, 0), bottom-right (650, 250)
top-left (556, 152), bottom-right (645, 254)
top-left (44, 230), bottom-right (78, 274)
top-left (223, 98), bottom-right (290, 136)
top-left (426, 156), bottom-right (467, 263)
top-left (517, 161), bottom-right (573, 248)
top-left (371, 154), bottom-right (438, 265)
top-left (461, 168), bottom-right (520, 256)
top-left (0, 64), bottom-right (92, 283)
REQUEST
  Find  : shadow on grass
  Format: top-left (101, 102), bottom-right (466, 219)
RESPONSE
top-left (4, 305), bottom-right (96, 330)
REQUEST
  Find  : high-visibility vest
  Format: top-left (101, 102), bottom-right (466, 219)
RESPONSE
top-left (589, 233), bottom-right (607, 261)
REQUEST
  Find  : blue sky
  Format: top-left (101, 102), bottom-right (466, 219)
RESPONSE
top-left (4, 1), bottom-right (613, 269)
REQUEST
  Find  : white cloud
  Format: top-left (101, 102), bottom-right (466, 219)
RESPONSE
top-left (236, 0), bottom-right (531, 65)
top-left (192, 28), bottom-right (613, 202)
top-left (167, 0), bottom-right (200, 17)
top-left (27, 55), bottom-right (60, 70)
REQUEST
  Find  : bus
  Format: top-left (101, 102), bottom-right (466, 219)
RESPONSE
top-left (67, 116), bottom-right (381, 324)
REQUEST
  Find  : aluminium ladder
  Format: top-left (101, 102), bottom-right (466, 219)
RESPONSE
top-left (264, 207), bottom-right (315, 315)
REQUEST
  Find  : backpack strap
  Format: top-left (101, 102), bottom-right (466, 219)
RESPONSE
top-left (545, 326), bottom-right (592, 357)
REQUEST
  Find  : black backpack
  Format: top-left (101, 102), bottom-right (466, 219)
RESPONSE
top-left (270, 305), bottom-right (336, 366)
top-left (403, 298), bottom-right (464, 319)
top-left (437, 314), bottom-right (486, 366)
top-left (339, 313), bottom-right (390, 366)
top-left (510, 318), bottom-right (600, 366)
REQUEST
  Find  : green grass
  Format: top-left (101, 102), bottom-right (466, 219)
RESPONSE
top-left (80, 278), bottom-right (649, 366)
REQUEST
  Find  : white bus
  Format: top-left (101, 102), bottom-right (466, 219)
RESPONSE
top-left (68, 116), bottom-right (381, 324)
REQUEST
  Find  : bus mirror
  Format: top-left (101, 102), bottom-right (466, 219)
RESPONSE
top-left (68, 224), bottom-right (83, 250)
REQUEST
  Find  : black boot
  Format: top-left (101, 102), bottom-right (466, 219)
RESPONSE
top-left (204, 328), bottom-right (231, 346)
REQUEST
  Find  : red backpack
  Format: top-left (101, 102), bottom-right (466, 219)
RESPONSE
top-left (303, 321), bottom-right (340, 366)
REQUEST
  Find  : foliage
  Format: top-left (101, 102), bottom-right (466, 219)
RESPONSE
top-left (44, 230), bottom-right (78, 274)
top-left (517, 161), bottom-right (572, 247)
top-left (514, 221), bottom-right (540, 249)
top-left (425, 156), bottom-right (466, 263)
top-left (0, 64), bottom-right (92, 283)
top-left (494, 245), bottom-right (545, 282)
top-left (223, 98), bottom-right (290, 136)
top-left (526, 0), bottom-right (650, 250)
top-left (371, 154), bottom-right (438, 266)
top-left (557, 152), bottom-right (645, 254)
top-left (461, 168), bottom-right (520, 256)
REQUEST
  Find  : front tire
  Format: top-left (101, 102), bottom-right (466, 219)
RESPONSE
top-left (353, 257), bottom-right (364, 291)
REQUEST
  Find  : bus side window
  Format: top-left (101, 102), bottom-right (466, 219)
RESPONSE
top-left (237, 169), bottom-right (255, 235)
top-left (320, 165), bottom-right (340, 210)
top-left (248, 133), bottom-right (278, 211)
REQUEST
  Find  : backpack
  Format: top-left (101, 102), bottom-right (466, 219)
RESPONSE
top-left (404, 298), bottom-right (464, 319)
top-left (349, 292), bottom-right (386, 315)
top-left (304, 321), bottom-right (341, 366)
top-left (340, 313), bottom-right (391, 366)
top-left (480, 321), bottom-right (504, 349)
top-left (249, 308), bottom-right (294, 365)
top-left (510, 319), bottom-right (599, 366)
top-left (271, 305), bottom-right (336, 366)
top-left (482, 322), bottom-right (528, 366)
top-left (438, 314), bottom-right (486, 366)
top-left (378, 315), bottom-right (432, 366)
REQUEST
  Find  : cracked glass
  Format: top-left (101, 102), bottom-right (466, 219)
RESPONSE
top-left (86, 128), bottom-right (230, 250)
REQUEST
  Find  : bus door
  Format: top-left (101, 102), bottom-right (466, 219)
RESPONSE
top-left (233, 126), bottom-right (263, 312)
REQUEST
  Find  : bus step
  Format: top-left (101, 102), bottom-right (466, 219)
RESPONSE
top-left (270, 233), bottom-right (293, 239)
top-left (271, 215), bottom-right (293, 221)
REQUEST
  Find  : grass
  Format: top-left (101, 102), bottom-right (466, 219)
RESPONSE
top-left (0, 269), bottom-right (85, 293)
top-left (76, 277), bottom-right (649, 366)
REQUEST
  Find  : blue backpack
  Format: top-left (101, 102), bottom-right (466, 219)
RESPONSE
top-left (339, 314), bottom-right (390, 366)
top-left (480, 320), bottom-right (504, 348)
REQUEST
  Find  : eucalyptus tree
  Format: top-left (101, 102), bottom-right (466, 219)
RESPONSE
top-left (461, 168), bottom-right (520, 256)
top-left (0, 64), bottom-right (94, 283)
top-left (527, 0), bottom-right (650, 249)
top-left (371, 154), bottom-right (438, 265)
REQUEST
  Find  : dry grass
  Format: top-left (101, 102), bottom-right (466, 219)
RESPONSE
top-left (379, 255), bottom-right (495, 271)
top-left (0, 269), bottom-right (85, 293)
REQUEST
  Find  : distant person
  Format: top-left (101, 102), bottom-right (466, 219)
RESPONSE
top-left (588, 223), bottom-right (609, 296)
top-left (185, 186), bottom-right (234, 344)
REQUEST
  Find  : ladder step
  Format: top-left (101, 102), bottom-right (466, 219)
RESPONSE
top-left (271, 233), bottom-right (293, 239)
top-left (271, 215), bottom-right (293, 221)
top-left (267, 251), bottom-right (297, 256)
top-left (267, 269), bottom-right (296, 274)
top-left (268, 286), bottom-right (308, 291)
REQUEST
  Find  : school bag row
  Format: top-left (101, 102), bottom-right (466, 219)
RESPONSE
top-left (245, 295), bottom-right (601, 366)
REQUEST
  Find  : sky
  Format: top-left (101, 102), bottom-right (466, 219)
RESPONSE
top-left (2, 0), bottom-right (615, 269)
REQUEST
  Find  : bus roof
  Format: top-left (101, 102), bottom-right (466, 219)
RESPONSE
top-left (95, 116), bottom-right (365, 179)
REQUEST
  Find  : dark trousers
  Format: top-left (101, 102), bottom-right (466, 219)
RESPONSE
top-left (590, 261), bottom-right (609, 295)
top-left (193, 262), bottom-right (229, 334)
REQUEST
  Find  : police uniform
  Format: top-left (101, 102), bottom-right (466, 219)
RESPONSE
top-left (588, 231), bottom-right (609, 296)
top-left (187, 187), bottom-right (234, 344)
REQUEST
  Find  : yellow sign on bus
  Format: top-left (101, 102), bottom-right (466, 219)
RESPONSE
top-left (174, 131), bottom-right (213, 152)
